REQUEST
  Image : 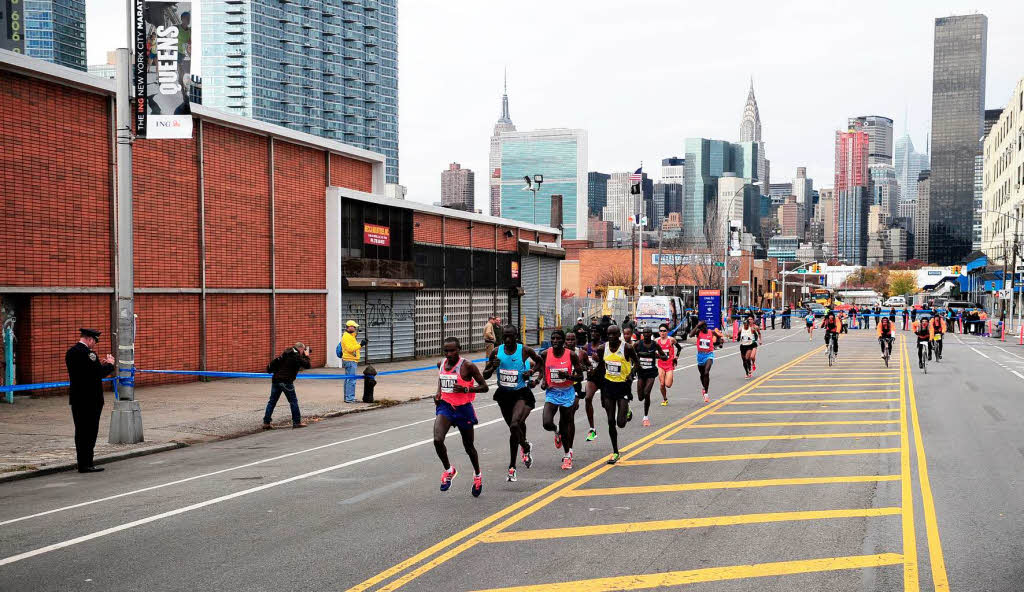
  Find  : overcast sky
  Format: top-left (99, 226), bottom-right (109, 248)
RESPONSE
top-left (87, 0), bottom-right (1022, 213)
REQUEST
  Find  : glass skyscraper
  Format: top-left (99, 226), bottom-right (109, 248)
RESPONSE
top-left (24, 0), bottom-right (86, 71)
top-left (928, 14), bottom-right (987, 264)
top-left (201, 0), bottom-right (398, 182)
top-left (683, 138), bottom-right (760, 246)
top-left (499, 129), bottom-right (588, 240)
top-left (587, 172), bottom-right (609, 218)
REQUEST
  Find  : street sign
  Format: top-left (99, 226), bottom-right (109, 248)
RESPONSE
top-left (998, 289), bottom-right (1012, 300)
top-left (698, 289), bottom-right (721, 330)
top-left (819, 275), bottom-right (826, 285)
top-left (713, 261), bottom-right (725, 267)
top-left (1015, 265), bottom-right (1024, 274)
top-left (729, 249), bottom-right (743, 257)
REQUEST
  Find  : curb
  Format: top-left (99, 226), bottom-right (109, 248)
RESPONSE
top-left (0, 442), bottom-right (188, 484)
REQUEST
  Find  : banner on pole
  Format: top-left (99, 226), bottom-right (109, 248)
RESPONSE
top-left (134, 0), bottom-right (193, 139)
top-left (698, 289), bottom-right (721, 330)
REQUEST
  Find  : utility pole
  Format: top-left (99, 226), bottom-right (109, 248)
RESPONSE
top-left (108, 45), bottom-right (143, 443)
top-left (631, 224), bottom-right (636, 300)
top-left (656, 225), bottom-right (664, 294)
top-left (1009, 216), bottom-right (1019, 332)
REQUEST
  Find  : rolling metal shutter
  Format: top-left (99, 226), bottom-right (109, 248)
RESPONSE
top-left (391, 292), bottom-right (416, 360)
top-left (416, 289), bottom-right (443, 357)
top-left (509, 294), bottom-right (519, 335)
top-left (496, 290), bottom-right (509, 329)
top-left (363, 293), bottom-right (393, 363)
top-left (521, 255), bottom-right (539, 345)
top-left (538, 257), bottom-right (558, 334)
top-left (445, 289), bottom-right (471, 350)
top-left (471, 290), bottom-right (495, 351)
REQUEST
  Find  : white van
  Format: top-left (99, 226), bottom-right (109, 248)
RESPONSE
top-left (634, 296), bottom-right (686, 334)
top-left (884, 296), bottom-right (907, 307)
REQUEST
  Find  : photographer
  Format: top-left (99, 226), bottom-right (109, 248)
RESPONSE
top-left (262, 342), bottom-right (311, 429)
top-left (339, 320), bottom-right (367, 403)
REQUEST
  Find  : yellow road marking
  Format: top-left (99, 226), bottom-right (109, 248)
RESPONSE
top-left (482, 507), bottom-right (901, 543)
top-left (727, 398), bottom-right (900, 405)
top-left (617, 448), bottom-right (899, 465)
top-left (744, 389), bottom-right (899, 395)
top-left (899, 336), bottom-right (920, 590)
top-left (691, 420), bottom-right (899, 428)
top-left (904, 339), bottom-right (950, 589)
top-left (564, 474), bottom-right (901, 497)
top-left (715, 409), bottom-right (897, 415)
top-left (779, 372), bottom-right (899, 376)
top-left (769, 377), bottom-right (901, 381)
top-left (469, 553), bottom-right (904, 591)
top-left (660, 432), bottom-right (899, 444)
top-left (354, 347), bottom-right (825, 591)
top-left (753, 383), bottom-right (898, 388)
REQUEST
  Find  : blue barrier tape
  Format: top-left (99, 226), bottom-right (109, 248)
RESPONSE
top-left (1, 377), bottom-right (115, 394)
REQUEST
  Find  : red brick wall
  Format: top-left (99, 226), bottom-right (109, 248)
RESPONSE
top-left (275, 294), bottom-right (326, 368)
top-left (274, 142), bottom-right (326, 290)
top-left (471, 223), bottom-right (496, 249)
top-left (204, 123), bottom-right (272, 289)
top-left (134, 294), bottom-right (200, 385)
top-left (206, 294), bottom-right (271, 372)
top-left (330, 153), bottom-right (372, 192)
top-left (539, 232), bottom-right (558, 243)
top-left (22, 295), bottom-right (111, 385)
top-left (0, 73), bottom-right (112, 288)
top-left (413, 213), bottom-right (443, 244)
top-left (446, 218), bottom-right (471, 247)
top-left (496, 226), bottom-right (518, 252)
top-left (134, 138), bottom-right (199, 288)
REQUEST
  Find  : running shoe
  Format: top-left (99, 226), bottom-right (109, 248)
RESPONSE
top-left (660, 400), bottom-right (668, 406)
top-left (626, 408), bottom-right (633, 422)
top-left (554, 433), bottom-right (562, 449)
top-left (606, 452), bottom-right (620, 465)
top-left (506, 467), bottom-right (517, 482)
top-left (560, 455), bottom-right (572, 470)
top-left (745, 373), bottom-right (750, 380)
top-left (642, 417), bottom-right (651, 427)
top-left (471, 474), bottom-right (482, 497)
top-left (752, 363), bottom-right (756, 373)
top-left (521, 442), bottom-right (533, 468)
top-left (586, 428), bottom-right (597, 442)
top-left (440, 466), bottom-right (457, 492)
top-left (702, 390), bottom-right (710, 403)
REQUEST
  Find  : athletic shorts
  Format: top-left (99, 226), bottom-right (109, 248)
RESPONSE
top-left (545, 386), bottom-right (577, 408)
top-left (636, 366), bottom-right (659, 380)
top-left (696, 351), bottom-right (714, 366)
top-left (739, 343), bottom-right (757, 354)
top-left (657, 359), bottom-right (674, 372)
top-left (600, 380), bottom-right (632, 401)
top-left (435, 400), bottom-right (478, 430)
top-left (494, 387), bottom-right (535, 416)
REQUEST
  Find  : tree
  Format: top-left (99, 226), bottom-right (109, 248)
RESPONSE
top-left (888, 271), bottom-right (917, 297)
top-left (593, 266), bottom-right (634, 293)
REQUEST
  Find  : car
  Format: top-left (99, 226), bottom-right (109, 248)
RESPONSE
top-left (805, 303), bottom-right (827, 317)
top-left (884, 296), bottom-right (907, 307)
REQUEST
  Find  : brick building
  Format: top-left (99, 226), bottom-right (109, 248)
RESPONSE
top-left (0, 52), bottom-right (561, 390)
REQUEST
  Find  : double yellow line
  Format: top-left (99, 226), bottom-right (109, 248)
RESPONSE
top-left (347, 347), bottom-right (823, 592)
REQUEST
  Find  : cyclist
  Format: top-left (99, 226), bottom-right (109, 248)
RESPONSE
top-left (911, 314), bottom-right (934, 369)
top-left (877, 316), bottom-right (895, 360)
top-left (930, 311), bottom-right (947, 360)
top-left (805, 309), bottom-right (816, 341)
top-left (819, 311), bottom-right (840, 359)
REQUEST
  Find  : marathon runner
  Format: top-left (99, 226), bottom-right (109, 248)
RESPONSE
top-left (482, 325), bottom-right (542, 483)
top-left (593, 325), bottom-right (640, 464)
top-left (820, 311), bottom-right (840, 359)
top-left (911, 314), bottom-right (934, 368)
top-left (582, 328), bottom-right (604, 442)
top-left (633, 327), bottom-right (668, 427)
top-left (656, 323), bottom-right (683, 406)
top-left (620, 325), bottom-right (637, 420)
top-left (539, 330), bottom-right (585, 470)
top-left (805, 309), bottom-right (816, 340)
top-left (434, 337), bottom-right (489, 496)
top-left (689, 320), bottom-right (723, 403)
top-left (738, 315), bottom-right (761, 379)
top-left (877, 316), bottom-right (895, 360)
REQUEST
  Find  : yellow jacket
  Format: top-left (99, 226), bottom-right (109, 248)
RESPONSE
top-left (341, 332), bottom-right (361, 362)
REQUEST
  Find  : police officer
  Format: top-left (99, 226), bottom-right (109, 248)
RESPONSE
top-left (66, 328), bottom-right (115, 473)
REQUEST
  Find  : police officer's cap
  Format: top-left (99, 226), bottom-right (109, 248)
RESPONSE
top-left (80, 328), bottom-right (102, 340)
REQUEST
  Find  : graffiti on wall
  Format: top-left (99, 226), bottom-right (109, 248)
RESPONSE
top-left (345, 298), bottom-right (414, 328)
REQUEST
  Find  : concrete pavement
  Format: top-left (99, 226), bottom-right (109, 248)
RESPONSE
top-left (1, 328), bottom-right (1023, 591)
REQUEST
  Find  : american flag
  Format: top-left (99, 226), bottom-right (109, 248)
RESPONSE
top-left (629, 167), bottom-right (643, 182)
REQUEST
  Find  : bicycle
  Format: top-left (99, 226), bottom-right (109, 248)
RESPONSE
top-left (917, 339), bottom-right (929, 374)
top-left (880, 337), bottom-right (893, 368)
top-left (826, 333), bottom-right (837, 367)
top-left (932, 334), bottom-right (943, 362)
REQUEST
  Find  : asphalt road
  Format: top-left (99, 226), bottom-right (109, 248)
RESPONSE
top-left (2, 326), bottom-right (1023, 591)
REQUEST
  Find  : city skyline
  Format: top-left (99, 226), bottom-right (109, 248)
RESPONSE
top-left (81, 1), bottom-right (1024, 214)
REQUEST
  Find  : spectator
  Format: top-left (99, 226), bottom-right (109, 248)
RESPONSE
top-left (483, 315), bottom-right (497, 359)
top-left (339, 320), bottom-right (365, 403)
top-left (571, 317), bottom-right (589, 346)
top-left (66, 328), bottom-right (115, 473)
top-left (263, 342), bottom-right (311, 429)
top-left (622, 315), bottom-right (637, 332)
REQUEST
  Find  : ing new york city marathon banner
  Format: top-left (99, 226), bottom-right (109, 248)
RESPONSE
top-left (134, 0), bottom-right (193, 138)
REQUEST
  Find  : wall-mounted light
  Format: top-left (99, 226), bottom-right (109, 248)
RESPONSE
top-left (504, 230), bottom-right (514, 238)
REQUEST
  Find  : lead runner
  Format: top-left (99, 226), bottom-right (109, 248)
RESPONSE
top-left (433, 337), bottom-right (489, 496)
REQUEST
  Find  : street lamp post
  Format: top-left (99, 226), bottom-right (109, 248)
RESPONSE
top-left (983, 208), bottom-right (1022, 332)
top-left (721, 182), bottom-right (761, 320)
top-left (523, 174), bottom-right (544, 225)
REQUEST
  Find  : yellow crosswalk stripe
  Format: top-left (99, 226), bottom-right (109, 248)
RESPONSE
top-left (469, 553), bottom-right (904, 591)
top-left (744, 390), bottom-right (899, 395)
top-left (563, 475), bottom-right (901, 497)
top-left (482, 507), bottom-right (901, 543)
top-left (714, 409), bottom-right (897, 415)
top-left (660, 432), bottom-right (899, 444)
top-left (617, 448), bottom-right (899, 466)
top-left (726, 399), bottom-right (900, 405)
top-left (691, 420), bottom-right (899, 428)
top-left (753, 383), bottom-right (898, 388)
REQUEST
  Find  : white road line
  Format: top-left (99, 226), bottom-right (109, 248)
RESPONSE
top-left (0, 416), bottom-right (506, 568)
top-left (0, 402), bottom-right (499, 528)
top-left (970, 346), bottom-right (991, 360)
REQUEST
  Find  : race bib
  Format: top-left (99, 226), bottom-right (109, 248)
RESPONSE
top-left (698, 338), bottom-right (711, 350)
top-left (606, 361), bottom-right (622, 375)
top-left (439, 376), bottom-right (456, 392)
top-left (498, 369), bottom-right (519, 388)
top-left (740, 334), bottom-right (753, 345)
top-left (639, 358), bottom-right (653, 369)
top-left (549, 368), bottom-right (568, 381)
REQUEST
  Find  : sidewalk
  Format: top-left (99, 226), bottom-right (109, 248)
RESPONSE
top-left (0, 350), bottom-right (486, 479)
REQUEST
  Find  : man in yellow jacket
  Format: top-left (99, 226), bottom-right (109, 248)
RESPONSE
top-left (340, 320), bottom-right (364, 403)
